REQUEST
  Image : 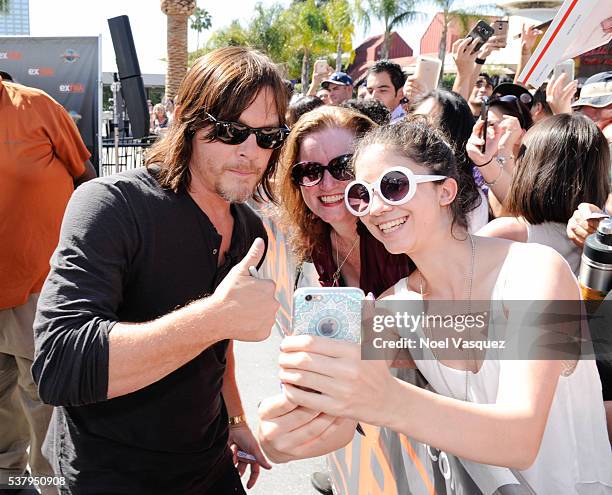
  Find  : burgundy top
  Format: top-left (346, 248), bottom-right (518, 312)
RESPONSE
top-left (311, 222), bottom-right (413, 297)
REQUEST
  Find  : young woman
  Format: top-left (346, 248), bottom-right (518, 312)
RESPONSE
top-left (259, 118), bottom-right (612, 494)
top-left (478, 113), bottom-right (610, 275)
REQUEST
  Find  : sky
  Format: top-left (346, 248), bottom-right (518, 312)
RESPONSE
top-left (28, 0), bottom-right (434, 75)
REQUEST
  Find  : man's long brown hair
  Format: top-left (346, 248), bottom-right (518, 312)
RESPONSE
top-left (146, 47), bottom-right (288, 201)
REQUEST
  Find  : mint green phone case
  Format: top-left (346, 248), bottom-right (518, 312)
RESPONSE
top-left (292, 287), bottom-right (364, 342)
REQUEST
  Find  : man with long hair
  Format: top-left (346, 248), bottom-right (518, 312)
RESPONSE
top-left (32, 47), bottom-right (288, 494)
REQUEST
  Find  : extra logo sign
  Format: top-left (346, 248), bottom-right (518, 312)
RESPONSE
top-left (0, 51), bottom-right (22, 60)
top-left (59, 83), bottom-right (85, 93)
top-left (28, 68), bottom-right (55, 77)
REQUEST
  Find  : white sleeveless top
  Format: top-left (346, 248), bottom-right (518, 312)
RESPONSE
top-left (467, 188), bottom-right (489, 234)
top-left (391, 248), bottom-right (612, 495)
top-left (526, 221), bottom-right (581, 276)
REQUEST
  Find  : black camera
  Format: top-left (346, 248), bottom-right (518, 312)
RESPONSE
top-left (305, 295), bottom-right (312, 302)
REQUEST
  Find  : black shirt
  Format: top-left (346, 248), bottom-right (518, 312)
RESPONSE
top-left (32, 166), bottom-right (267, 494)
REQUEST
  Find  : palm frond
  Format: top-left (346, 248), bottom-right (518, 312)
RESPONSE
top-left (354, 0), bottom-right (372, 34)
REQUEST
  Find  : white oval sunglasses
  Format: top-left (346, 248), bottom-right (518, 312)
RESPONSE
top-left (344, 166), bottom-right (447, 217)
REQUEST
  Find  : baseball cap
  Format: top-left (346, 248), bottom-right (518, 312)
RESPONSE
top-left (321, 72), bottom-right (353, 89)
top-left (491, 82), bottom-right (534, 109)
top-left (572, 71), bottom-right (612, 109)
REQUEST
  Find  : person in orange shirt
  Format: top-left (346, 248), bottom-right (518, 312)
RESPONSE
top-left (0, 73), bottom-right (96, 492)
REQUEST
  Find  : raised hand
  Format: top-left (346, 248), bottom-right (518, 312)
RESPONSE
top-left (403, 75), bottom-right (428, 103)
top-left (546, 72), bottom-right (578, 115)
top-left (212, 238), bottom-right (279, 342)
top-left (567, 203), bottom-right (607, 248)
top-left (466, 115), bottom-right (521, 166)
top-left (452, 37), bottom-right (478, 75)
top-left (521, 24), bottom-right (543, 53)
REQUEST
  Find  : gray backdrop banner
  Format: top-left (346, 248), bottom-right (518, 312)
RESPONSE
top-left (0, 36), bottom-right (100, 168)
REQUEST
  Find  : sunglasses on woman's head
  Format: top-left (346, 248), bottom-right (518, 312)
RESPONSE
top-left (490, 94), bottom-right (531, 124)
top-left (344, 166), bottom-right (447, 217)
top-left (291, 154), bottom-right (354, 186)
top-left (204, 112), bottom-right (290, 150)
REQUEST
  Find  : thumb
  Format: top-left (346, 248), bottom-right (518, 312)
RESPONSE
top-left (236, 237), bottom-right (266, 275)
top-left (252, 443), bottom-right (272, 470)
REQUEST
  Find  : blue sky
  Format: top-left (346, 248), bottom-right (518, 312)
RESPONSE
top-left (29, 0), bottom-right (434, 74)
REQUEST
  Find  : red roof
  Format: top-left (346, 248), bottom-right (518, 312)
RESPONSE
top-left (420, 12), bottom-right (499, 56)
top-left (347, 31), bottom-right (413, 81)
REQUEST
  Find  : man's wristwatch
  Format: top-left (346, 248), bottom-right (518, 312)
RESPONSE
top-left (228, 414), bottom-right (247, 426)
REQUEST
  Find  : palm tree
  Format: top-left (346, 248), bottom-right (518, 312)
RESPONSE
top-left (161, 0), bottom-right (197, 99)
top-left (247, 3), bottom-right (289, 63)
top-left (324, 0), bottom-right (354, 71)
top-left (355, 0), bottom-right (421, 60)
top-left (283, 0), bottom-right (334, 92)
top-left (431, 0), bottom-right (502, 82)
top-left (0, 0), bottom-right (9, 14)
top-left (190, 6), bottom-right (212, 51)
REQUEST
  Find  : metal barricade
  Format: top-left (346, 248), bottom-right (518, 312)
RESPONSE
top-left (100, 136), bottom-right (157, 177)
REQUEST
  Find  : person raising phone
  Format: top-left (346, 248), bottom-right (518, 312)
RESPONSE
top-left (259, 118), bottom-right (612, 494)
top-left (275, 104), bottom-right (413, 495)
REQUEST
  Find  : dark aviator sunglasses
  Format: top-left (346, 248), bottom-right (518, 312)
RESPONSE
top-left (291, 154), bottom-right (354, 186)
top-left (204, 112), bottom-right (290, 150)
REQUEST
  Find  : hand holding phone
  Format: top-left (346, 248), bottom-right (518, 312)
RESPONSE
top-left (491, 20), bottom-right (509, 48)
top-left (553, 59), bottom-right (575, 82)
top-left (314, 59), bottom-right (329, 75)
top-left (466, 20), bottom-right (495, 54)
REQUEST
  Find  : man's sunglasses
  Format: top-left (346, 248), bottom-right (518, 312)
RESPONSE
top-left (344, 166), bottom-right (446, 217)
top-left (205, 112), bottom-right (290, 150)
top-left (291, 154), bottom-right (354, 186)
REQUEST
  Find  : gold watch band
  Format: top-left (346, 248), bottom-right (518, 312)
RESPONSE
top-left (228, 414), bottom-right (247, 426)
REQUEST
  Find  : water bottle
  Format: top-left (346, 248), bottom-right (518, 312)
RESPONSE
top-left (579, 218), bottom-right (612, 306)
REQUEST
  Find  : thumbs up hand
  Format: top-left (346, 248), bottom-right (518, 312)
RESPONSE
top-left (212, 238), bottom-right (279, 342)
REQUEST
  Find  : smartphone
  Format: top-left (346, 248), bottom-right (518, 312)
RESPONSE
top-left (553, 59), bottom-right (575, 82)
top-left (314, 59), bottom-right (329, 75)
top-left (491, 20), bottom-right (509, 48)
top-left (414, 56), bottom-right (442, 92)
top-left (480, 96), bottom-right (489, 154)
top-left (291, 287), bottom-right (364, 343)
top-left (466, 20), bottom-right (495, 54)
top-left (237, 450), bottom-right (257, 463)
